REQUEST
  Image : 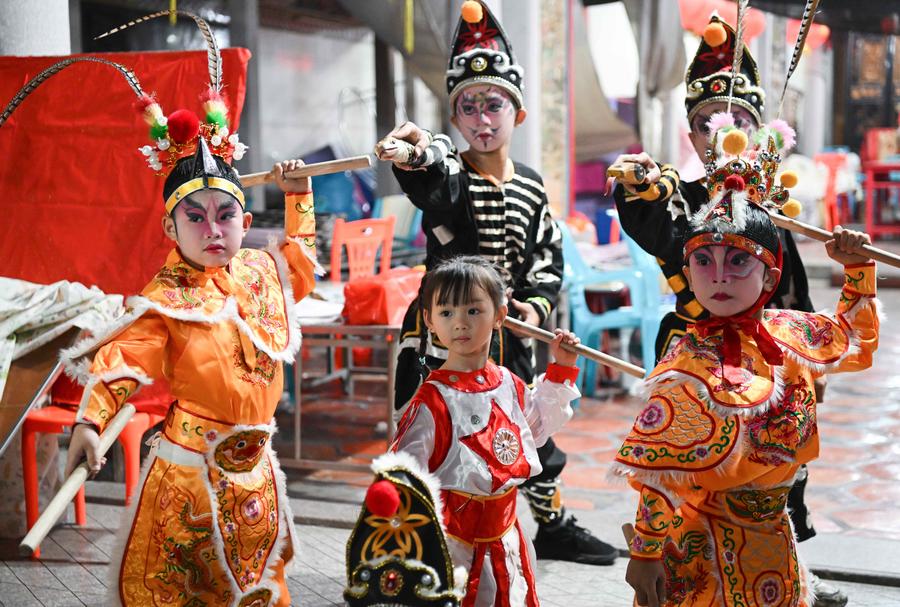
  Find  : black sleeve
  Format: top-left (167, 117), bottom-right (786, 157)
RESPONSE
top-left (391, 148), bottom-right (465, 213)
top-left (512, 184), bottom-right (563, 325)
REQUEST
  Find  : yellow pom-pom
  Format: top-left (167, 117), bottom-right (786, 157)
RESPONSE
top-left (782, 199), bottom-right (802, 218)
top-left (779, 170), bottom-right (799, 188)
top-left (461, 1), bottom-right (483, 24)
top-left (703, 22), bottom-right (728, 47)
top-left (722, 129), bottom-right (748, 156)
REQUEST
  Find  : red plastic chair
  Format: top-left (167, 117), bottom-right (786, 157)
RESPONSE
top-left (815, 152), bottom-right (849, 231)
top-left (329, 216), bottom-right (396, 282)
top-left (22, 375), bottom-right (167, 558)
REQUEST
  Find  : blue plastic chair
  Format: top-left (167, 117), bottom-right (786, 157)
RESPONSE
top-left (560, 219), bottom-right (671, 396)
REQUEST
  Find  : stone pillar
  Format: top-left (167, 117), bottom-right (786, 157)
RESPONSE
top-left (227, 0), bottom-right (265, 210)
top-left (503, 0), bottom-right (542, 173)
top-left (539, 0), bottom-right (570, 218)
top-left (375, 37), bottom-right (400, 197)
top-left (0, 0), bottom-right (71, 55)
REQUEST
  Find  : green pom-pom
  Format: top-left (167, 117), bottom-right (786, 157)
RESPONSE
top-left (150, 123), bottom-right (168, 140)
top-left (206, 110), bottom-right (227, 128)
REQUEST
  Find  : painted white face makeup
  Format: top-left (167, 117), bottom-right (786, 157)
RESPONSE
top-left (453, 84), bottom-right (517, 153)
top-left (167, 189), bottom-right (249, 269)
top-left (686, 245), bottom-right (770, 317)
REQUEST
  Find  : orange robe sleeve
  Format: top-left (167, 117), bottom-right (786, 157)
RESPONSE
top-left (281, 191), bottom-right (319, 302)
top-left (832, 262), bottom-right (879, 373)
top-left (628, 482), bottom-right (677, 560)
top-left (76, 313), bottom-right (169, 433)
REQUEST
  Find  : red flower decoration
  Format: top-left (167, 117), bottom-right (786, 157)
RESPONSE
top-left (458, 20), bottom-right (499, 52)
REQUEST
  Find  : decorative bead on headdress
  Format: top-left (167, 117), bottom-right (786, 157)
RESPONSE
top-left (445, 0), bottom-right (524, 111)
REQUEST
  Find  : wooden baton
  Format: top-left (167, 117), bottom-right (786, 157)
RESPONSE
top-left (768, 213), bottom-right (900, 270)
top-left (19, 404), bottom-right (136, 557)
top-left (503, 317), bottom-right (646, 379)
top-left (238, 155), bottom-right (372, 188)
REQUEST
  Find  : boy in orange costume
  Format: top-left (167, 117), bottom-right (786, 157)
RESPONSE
top-left (613, 118), bottom-right (880, 606)
top-left (62, 96), bottom-right (318, 606)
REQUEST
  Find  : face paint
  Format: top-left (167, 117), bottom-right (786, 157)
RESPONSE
top-left (454, 84), bottom-right (517, 152)
top-left (687, 245), bottom-right (769, 317)
top-left (169, 189), bottom-right (248, 269)
top-left (688, 102), bottom-right (757, 160)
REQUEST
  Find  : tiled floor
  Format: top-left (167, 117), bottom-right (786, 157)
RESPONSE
top-left (2, 276), bottom-right (898, 605)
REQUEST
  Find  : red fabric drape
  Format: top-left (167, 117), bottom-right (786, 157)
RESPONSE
top-left (0, 49), bottom-right (250, 296)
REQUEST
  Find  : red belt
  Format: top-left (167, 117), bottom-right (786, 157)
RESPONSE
top-left (442, 487), bottom-right (518, 545)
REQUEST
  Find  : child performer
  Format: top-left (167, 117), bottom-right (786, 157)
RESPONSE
top-left (613, 122), bottom-right (880, 607)
top-left (62, 93), bottom-right (318, 604)
top-left (390, 256), bottom-right (582, 606)
top-left (376, 0), bottom-right (616, 566)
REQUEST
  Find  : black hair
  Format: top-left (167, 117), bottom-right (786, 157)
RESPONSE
top-left (162, 152), bottom-right (243, 209)
top-left (685, 203), bottom-right (780, 263)
top-left (420, 256), bottom-right (506, 314)
top-left (416, 256), bottom-right (508, 365)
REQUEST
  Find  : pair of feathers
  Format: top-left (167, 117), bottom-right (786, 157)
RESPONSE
top-left (0, 10), bottom-right (221, 129)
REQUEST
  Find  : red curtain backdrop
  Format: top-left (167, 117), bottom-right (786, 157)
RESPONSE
top-left (0, 49), bottom-right (250, 295)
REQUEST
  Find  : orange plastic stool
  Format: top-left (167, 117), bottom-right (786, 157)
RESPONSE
top-left (21, 405), bottom-right (163, 558)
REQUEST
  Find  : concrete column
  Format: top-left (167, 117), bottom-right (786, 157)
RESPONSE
top-left (375, 37), bottom-right (400, 197)
top-left (227, 0), bottom-right (265, 210)
top-left (0, 0), bottom-right (71, 55)
top-left (503, 0), bottom-right (542, 173)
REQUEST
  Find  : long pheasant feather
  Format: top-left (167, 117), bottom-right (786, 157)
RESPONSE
top-left (726, 0), bottom-right (749, 114)
top-left (778, 0), bottom-right (820, 117)
top-left (94, 10), bottom-right (221, 92)
top-left (0, 57), bottom-right (144, 128)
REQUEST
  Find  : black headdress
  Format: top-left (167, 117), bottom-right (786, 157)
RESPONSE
top-left (344, 452), bottom-right (463, 607)
top-left (445, 1), bottom-right (524, 111)
top-left (685, 14), bottom-right (765, 126)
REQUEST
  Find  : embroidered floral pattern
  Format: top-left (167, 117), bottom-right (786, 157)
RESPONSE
top-left (767, 309), bottom-right (834, 350)
top-left (155, 263), bottom-right (209, 310)
top-left (233, 250), bottom-right (285, 336)
top-left (724, 486), bottom-right (791, 522)
top-left (233, 341), bottom-right (278, 387)
top-left (635, 397), bottom-right (673, 435)
top-left (208, 454), bottom-right (278, 593)
top-left (747, 377), bottom-right (815, 465)
top-left (662, 531), bottom-right (712, 605)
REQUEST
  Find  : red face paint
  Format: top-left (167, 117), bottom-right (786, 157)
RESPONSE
top-left (170, 189), bottom-right (247, 269)
top-left (454, 84), bottom-right (517, 153)
top-left (687, 245), bottom-right (769, 317)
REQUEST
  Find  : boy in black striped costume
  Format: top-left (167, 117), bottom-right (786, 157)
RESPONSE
top-left (611, 14), bottom-right (846, 607)
top-left (375, 0), bottom-right (617, 567)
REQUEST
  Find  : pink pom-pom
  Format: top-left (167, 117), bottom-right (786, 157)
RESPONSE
top-left (365, 480), bottom-right (400, 517)
top-left (767, 119), bottom-right (796, 151)
top-left (705, 111), bottom-right (735, 142)
top-left (199, 87), bottom-right (224, 103)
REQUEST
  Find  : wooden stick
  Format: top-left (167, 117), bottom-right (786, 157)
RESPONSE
top-left (238, 155), bottom-right (372, 188)
top-left (768, 213), bottom-right (900, 269)
top-left (19, 404), bottom-right (136, 557)
top-left (503, 316), bottom-right (647, 379)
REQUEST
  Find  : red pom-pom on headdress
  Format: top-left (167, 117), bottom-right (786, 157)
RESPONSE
top-left (724, 174), bottom-right (746, 192)
top-left (365, 480), bottom-right (400, 517)
top-left (167, 109), bottom-right (201, 145)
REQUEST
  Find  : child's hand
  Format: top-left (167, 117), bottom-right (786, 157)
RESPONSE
top-left (610, 152), bottom-right (661, 194)
top-left (374, 121), bottom-right (430, 168)
top-left (626, 558), bottom-right (667, 607)
top-left (65, 423), bottom-right (105, 479)
top-left (825, 225), bottom-right (872, 266)
top-left (550, 328), bottom-right (580, 367)
top-left (273, 159), bottom-right (311, 194)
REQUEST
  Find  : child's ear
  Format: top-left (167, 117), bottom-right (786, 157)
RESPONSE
top-left (423, 308), bottom-right (434, 332)
top-left (449, 114), bottom-right (458, 131)
top-left (495, 303), bottom-right (508, 329)
top-left (242, 211), bottom-right (253, 235)
top-left (162, 215), bottom-right (178, 243)
top-left (763, 267), bottom-right (782, 292)
top-left (514, 108), bottom-right (527, 126)
top-left (683, 265), bottom-right (693, 291)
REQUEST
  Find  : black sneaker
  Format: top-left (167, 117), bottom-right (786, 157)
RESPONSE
top-left (533, 515), bottom-right (618, 566)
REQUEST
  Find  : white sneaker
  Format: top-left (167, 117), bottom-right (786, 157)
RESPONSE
top-left (809, 573), bottom-right (848, 607)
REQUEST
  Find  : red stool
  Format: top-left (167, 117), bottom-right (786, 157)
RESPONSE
top-left (21, 405), bottom-right (164, 558)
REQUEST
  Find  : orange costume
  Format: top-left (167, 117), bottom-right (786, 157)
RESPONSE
top-left (62, 192), bottom-right (317, 607)
top-left (613, 263), bottom-right (879, 606)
